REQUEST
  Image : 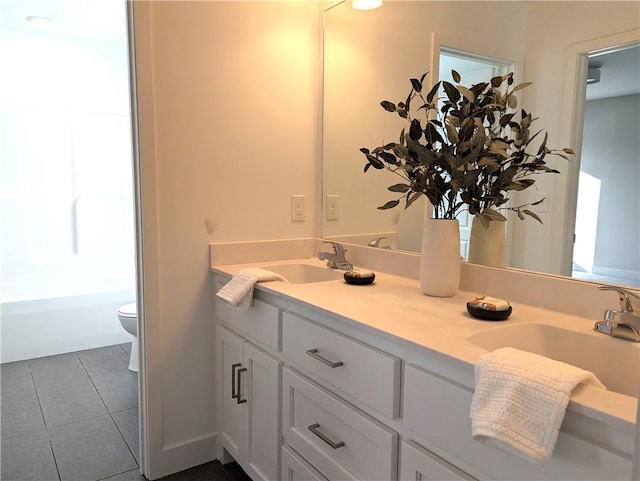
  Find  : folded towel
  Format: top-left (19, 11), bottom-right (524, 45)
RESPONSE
top-left (216, 268), bottom-right (287, 310)
top-left (470, 347), bottom-right (605, 464)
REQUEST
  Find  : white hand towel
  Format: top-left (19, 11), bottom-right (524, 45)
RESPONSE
top-left (470, 347), bottom-right (605, 464)
top-left (216, 268), bottom-right (287, 310)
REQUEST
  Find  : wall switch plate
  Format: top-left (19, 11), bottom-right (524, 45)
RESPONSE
top-left (326, 195), bottom-right (340, 220)
top-left (291, 195), bottom-right (305, 221)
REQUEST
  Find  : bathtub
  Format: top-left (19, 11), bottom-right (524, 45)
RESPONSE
top-left (1, 289), bottom-right (135, 363)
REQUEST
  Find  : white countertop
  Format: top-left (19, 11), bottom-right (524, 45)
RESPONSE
top-left (211, 256), bottom-right (638, 431)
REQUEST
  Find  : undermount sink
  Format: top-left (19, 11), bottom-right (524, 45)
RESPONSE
top-left (261, 263), bottom-right (344, 284)
top-left (467, 323), bottom-right (640, 398)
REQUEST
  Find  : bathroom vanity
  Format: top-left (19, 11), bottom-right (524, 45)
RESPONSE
top-left (211, 241), bottom-right (638, 481)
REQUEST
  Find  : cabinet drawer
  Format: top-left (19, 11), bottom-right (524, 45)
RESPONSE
top-left (403, 363), bottom-right (631, 480)
top-left (283, 367), bottom-right (397, 481)
top-left (400, 440), bottom-right (475, 481)
top-left (216, 293), bottom-right (279, 352)
top-left (282, 312), bottom-right (400, 418)
top-left (282, 445), bottom-right (328, 481)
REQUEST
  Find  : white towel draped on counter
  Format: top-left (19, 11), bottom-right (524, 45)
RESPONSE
top-left (470, 347), bottom-right (606, 464)
top-left (216, 268), bottom-right (287, 310)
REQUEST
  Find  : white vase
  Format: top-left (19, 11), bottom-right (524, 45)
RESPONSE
top-left (468, 217), bottom-right (506, 268)
top-left (420, 218), bottom-right (460, 297)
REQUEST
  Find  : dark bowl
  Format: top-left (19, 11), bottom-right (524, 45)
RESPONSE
top-left (344, 272), bottom-right (375, 285)
top-left (466, 303), bottom-right (512, 321)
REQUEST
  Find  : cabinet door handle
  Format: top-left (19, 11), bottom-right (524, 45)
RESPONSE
top-left (308, 423), bottom-right (345, 449)
top-left (306, 349), bottom-right (344, 368)
top-left (231, 363), bottom-right (242, 399)
top-left (236, 367), bottom-right (247, 404)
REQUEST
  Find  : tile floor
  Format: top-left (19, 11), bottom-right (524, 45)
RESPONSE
top-left (1, 344), bottom-right (251, 481)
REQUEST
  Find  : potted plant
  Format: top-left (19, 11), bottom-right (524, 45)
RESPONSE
top-left (360, 71), bottom-right (573, 294)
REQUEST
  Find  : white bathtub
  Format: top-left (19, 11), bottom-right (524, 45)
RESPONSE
top-left (1, 289), bottom-right (135, 363)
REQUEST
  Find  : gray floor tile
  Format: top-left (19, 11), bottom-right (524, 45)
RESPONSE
top-left (79, 345), bottom-right (130, 378)
top-left (1, 384), bottom-right (46, 438)
top-left (92, 371), bottom-right (138, 412)
top-left (0, 430), bottom-right (59, 481)
top-left (49, 415), bottom-right (137, 481)
top-left (29, 353), bottom-right (89, 390)
top-left (38, 381), bottom-right (108, 428)
top-left (100, 468), bottom-right (146, 480)
top-left (120, 343), bottom-right (132, 356)
top-left (1, 360), bottom-right (34, 393)
top-left (112, 408), bottom-right (140, 464)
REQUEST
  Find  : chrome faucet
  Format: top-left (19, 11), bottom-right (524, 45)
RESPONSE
top-left (594, 285), bottom-right (640, 342)
top-left (367, 236), bottom-right (391, 249)
top-left (318, 241), bottom-right (353, 270)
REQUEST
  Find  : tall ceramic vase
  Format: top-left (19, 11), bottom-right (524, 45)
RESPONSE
top-left (467, 217), bottom-right (506, 268)
top-left (420, 218), bottom-right (460, 297)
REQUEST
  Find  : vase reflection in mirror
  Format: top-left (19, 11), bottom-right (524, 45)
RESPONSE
top-left (420, 218), bottom-right (460, 297)
top-left (468, 218), bottom-right (507, 268)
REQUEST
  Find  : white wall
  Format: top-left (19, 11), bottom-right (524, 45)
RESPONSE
top-left (582, 94), bottom-right (640, 275)
top-left (133, 2), bottom-right (321, 478)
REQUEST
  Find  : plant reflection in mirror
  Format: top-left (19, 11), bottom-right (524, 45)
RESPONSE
top-left (360, 71), bottom-right (574, 226)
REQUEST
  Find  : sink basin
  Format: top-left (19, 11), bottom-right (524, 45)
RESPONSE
top-left (261, 264), bottom-right (344, 284)
top-left (467, 323), bottom-right (640, 397)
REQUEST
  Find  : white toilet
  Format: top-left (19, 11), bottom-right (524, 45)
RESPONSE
top-left (117, 303), bottom-right (139, 372)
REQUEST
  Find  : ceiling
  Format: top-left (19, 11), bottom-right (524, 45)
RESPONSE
top-left (2, 0), bottom-right (637, 101)
top-left (0, 0), bottom-right (126, 44)
top-left (586, 45), bottom-right (640, 100)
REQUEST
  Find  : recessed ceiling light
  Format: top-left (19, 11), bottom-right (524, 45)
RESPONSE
top-left (26, 16), bottom-right (55, 28)
top-left (352, 0), bottom-right (383, 10)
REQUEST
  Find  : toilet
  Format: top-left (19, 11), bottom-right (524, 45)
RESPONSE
top-left (117, 303), bottom-right (138, 372)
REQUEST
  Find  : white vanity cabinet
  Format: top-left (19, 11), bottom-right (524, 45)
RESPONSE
top-left (216, 297), bottom-right (282, 481)
top-left (214, 275), bottom-right (635, 481)
top-left (400, 440), bottom-right (474, 481)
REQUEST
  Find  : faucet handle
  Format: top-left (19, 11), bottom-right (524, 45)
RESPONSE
top-left (598, 285), bottom-right (640, 312)
top-left (323, 241), bottom-right (346, 257)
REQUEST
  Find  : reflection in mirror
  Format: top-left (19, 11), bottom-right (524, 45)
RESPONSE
top-left (322, 1), bottom-right (640, 287)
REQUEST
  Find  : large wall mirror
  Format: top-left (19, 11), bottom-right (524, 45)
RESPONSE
top-left (322, 1), bottom-right (640, 288)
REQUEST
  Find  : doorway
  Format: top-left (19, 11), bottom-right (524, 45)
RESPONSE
top-left (569, 43), bottom-right (640, 287)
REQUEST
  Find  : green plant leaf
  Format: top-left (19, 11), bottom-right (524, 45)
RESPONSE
top-left (380, 100), bottom-right (396, 112)
top-left (426, 81), bottom-right (441, 103)
top-left (458, 85), bottom-right (475, 102)
top-left (522, 209), bottom-right (543, 223)
top-left (442, 81), bottom-right (460, 103)
top-left (377, 200), bottom-right (400, 210)
top-left (388, 183), bottom-right (411, 193)
top-left (410, 78), bottom-right (422, 92)
top-left (483, 208), bottom-right (507, 222)
top-left (512, 82), bottom-right (532, 93)
top-left (409, 118), bottom-right (422, 141)
top-left (452, 69), bottom-right (461, 83)
top-left (405, 191), bottom-right (422, 209)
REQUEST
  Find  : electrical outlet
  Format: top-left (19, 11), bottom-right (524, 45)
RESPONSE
top-left (291, 195), bottom-right (305, 221)
top-left (326, 195), bottom-right (340, 220)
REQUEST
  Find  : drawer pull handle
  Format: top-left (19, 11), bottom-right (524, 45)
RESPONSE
top-left (308, 423), bottom-right (345, 449)
top-left (236, 367), bottom-right (247, 404)
top-left (231, 363), bottom-right (242, 399)
top-left (306, 349), bottom-right (344, 368)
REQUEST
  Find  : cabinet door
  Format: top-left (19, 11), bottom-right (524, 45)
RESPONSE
top-left (243, 342), bottom-right (282, 481)
top-left (400, 440), bottom-right (475, 481)
top-left (218, 327), bottom-right (245, 462)
top-left (282, 445), bottom-right (328, 481)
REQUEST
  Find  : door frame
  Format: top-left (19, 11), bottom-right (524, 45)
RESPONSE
top-left (559, 29), bottom-right (640, 276)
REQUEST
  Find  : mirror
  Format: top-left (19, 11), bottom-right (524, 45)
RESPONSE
top-left (322, 1), bottom-right (640, 287)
